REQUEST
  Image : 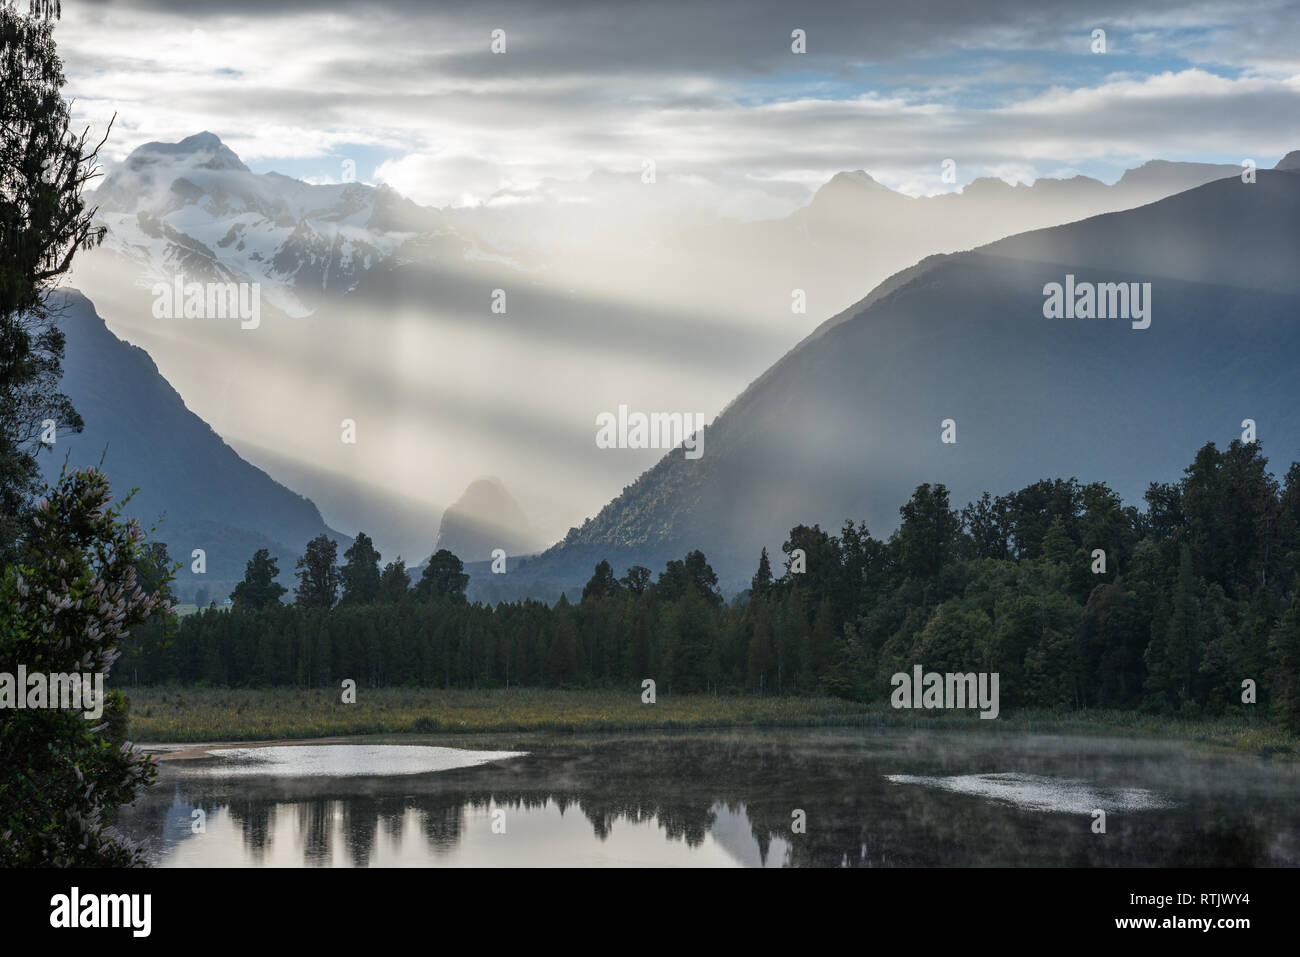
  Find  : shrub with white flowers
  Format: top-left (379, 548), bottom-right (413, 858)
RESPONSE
top-left (0, 466), bottom-right (170, 866)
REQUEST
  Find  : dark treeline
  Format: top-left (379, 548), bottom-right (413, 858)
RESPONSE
top-left (119, 439), bottom-right (1300, 728)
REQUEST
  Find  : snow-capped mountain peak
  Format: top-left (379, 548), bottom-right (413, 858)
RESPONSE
top-left (92, 133), bottom-right (479, 316)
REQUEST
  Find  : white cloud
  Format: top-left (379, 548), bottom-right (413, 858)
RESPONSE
top-left (52, 3), bottom-right (1300, 216)
top-left (376, 152), bottom-right (505, 208)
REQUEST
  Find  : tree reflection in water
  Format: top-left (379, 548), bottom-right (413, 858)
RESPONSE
top-left (114, 730), bottom-right (1300, 867)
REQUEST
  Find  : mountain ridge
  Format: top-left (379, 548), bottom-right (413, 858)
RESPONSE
top-left (42, 289), bottom-right (348, 601)
top-left (515, 168), bottom-right (1300, 590)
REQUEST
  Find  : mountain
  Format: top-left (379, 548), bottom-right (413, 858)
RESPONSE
top-left (81, 133), bottom-right (1251, 335)
top-left (432, 477), bottom-right (545, 563)
top-left (68, 134), bottom-right (1266, 567)
top-left (1275, 151), bottom-right (1300, 172)
top-left (40, 289), bottom-right (347, 602)
top-left (90, 131), bottom-right (496, 317)
top-left (83, 135), bottom-right (1248, 336)
top-left (518, 167), bottom-right (1300, 591)
top-left (547, 157), bottom-right (1249, 332)
top-left (221, 441), bottom-right (440, 569)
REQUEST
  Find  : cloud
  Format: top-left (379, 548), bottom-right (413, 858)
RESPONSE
top-left (376, 152), bottom-right (505, 208)
top-left (57, 1), bottom-right (1300, 215)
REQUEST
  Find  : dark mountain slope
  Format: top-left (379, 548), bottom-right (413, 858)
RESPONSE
top-left (39, 290), bottom-right (346, 600)
top-left (520, 170), bottom-right (1300, 590)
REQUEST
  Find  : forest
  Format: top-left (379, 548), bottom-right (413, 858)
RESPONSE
top-left (116, 438), bottom-right (1300, 730)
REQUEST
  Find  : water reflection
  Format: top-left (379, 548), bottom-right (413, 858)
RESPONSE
top-left (885, 771), bottom-right (1172, 813)
top-left (114, 730), bottom-right (1300, 867)
top-left (190, 744), bottom-right (528, 777)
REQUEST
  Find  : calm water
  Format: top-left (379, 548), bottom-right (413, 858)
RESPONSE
top-left (114, 729), bottom-right (1300, 867)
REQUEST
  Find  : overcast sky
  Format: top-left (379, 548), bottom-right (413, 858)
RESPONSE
top-left (55, 0), bottom-right (1300, 218)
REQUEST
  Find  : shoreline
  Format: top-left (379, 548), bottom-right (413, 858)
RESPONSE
top-left (122, 687), bottom-right (1299, 758)
top-left (144, 736), bottom-right (356, 761)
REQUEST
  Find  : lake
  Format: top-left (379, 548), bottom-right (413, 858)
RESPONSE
top-left (114, 728), bottom-right (1300, 867)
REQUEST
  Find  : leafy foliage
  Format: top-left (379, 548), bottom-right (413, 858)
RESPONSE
top-left (0, 466), bottom-right (168, 865)
top-left (232, 547), bottom-right (287, 611)
top-left (0, 1), bottom-right (108, 559)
